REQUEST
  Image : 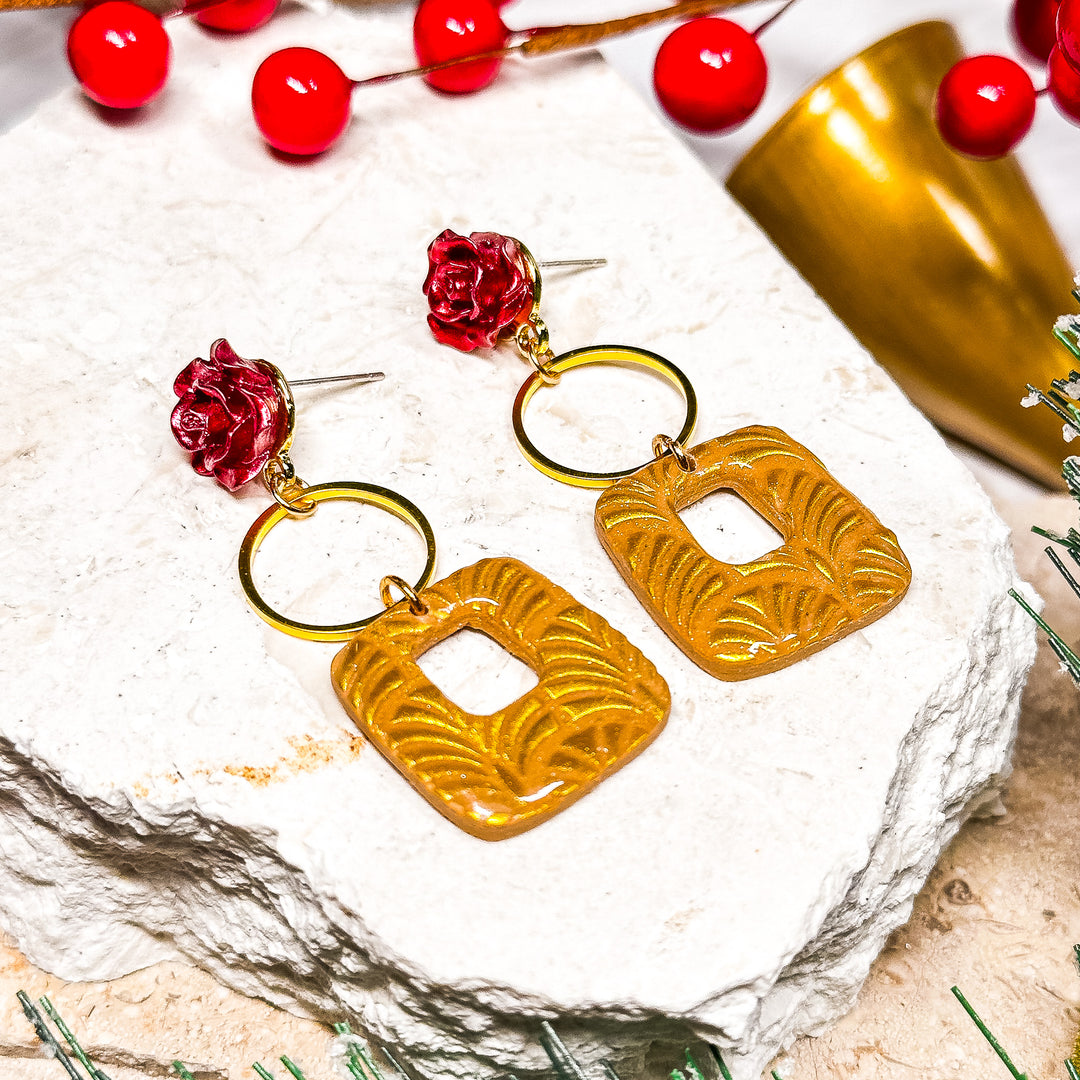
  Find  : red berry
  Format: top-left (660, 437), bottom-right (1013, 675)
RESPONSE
top-left (66, 0), bottom-right (170, 109)
top-left (653, 18), bottom-right (767, 135)
top-left (1049, 44), bottom-right (1080, 122)
top-left (934, 54), bottom-right (1036, 158)
top-left (1058, 0), bottom-right (1080, 71)
top-left (252, 47), bottom-right (352, 156)
top-left (195, 0), bottom-right (279, 33)
top-left (413, 0), bottom-right (508, 95)
top-left (1011, 0), bottom-right (1061, 61)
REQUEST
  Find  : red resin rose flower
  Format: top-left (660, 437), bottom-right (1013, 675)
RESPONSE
top-left (423, 229), bottom-right (534, 352)
top-left (171, 338), bottom-right (289, 490)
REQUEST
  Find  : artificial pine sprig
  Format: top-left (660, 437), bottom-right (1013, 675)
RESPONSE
top-left (1015, 285), bottom-right (1080, 675)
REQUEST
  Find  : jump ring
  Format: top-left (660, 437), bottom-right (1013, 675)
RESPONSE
top-left (269, 477), bottom-right (317, 516)
top-left (528, 350), bottom-right (561, 386)
top-left (237, 482), bottom-right (437, 642)
top-left (511, 345), bottom-right (698, 488)
top-left (652, 433), bottom-right (696, 472)
top-left (380, 574), bottom-right (428, 615)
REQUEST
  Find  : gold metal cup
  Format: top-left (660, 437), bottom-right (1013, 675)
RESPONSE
top-left (727, 21), bottom-right (1076, 487)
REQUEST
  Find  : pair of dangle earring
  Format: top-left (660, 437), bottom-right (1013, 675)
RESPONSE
top-left (170, 338), bottom-right (670, 840)
top-left (423, 229), bottom-right (913, 679)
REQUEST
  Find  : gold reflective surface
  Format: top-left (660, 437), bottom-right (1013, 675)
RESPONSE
top-left (331, 557), bottom-right (670, 840)
top-left (238, 482), bottom-right (437, 642)
top-left (727, 21), bottom-right (1075, 487)
top-left (512, 344), bottom-right (698, 487)
top-left (594, 427), bottom-right (911, 680)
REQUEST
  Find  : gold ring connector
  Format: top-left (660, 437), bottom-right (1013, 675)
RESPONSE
top-left (380, 574), bottom-right (428, 615)
top-left (512, 345), bottom-right (698, 488)
top-left (237, 482), bottom-right (437, 642)
top-left (652, 433), bottom-right (697, 472)
top-left (263, 455), bottom-right (316, 516)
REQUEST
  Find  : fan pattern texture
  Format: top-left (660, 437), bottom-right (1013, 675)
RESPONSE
top-left (331, 558), bottom-right (670, 840)
top-left (594, 426), bottom-right (911, 679)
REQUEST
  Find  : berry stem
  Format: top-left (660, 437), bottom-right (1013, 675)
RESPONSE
top-left (350, 0), bottom-right (758, 89)
top-left (352, 47), bottom-right (515, 89)
top-left (0, 0), bottom-right (81, 8)
top-left (752, 0), bottom-right (801, 38)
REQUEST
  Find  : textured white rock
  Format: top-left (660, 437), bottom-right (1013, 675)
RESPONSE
top-left (0, 8), bottom-right (1034, 1079)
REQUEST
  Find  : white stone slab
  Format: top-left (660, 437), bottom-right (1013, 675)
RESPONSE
top-left (0, 7), bottom-right (1034, 1079)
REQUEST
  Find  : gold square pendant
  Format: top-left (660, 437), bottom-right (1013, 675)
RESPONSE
top-left (594, 426), bottom-right (911, 680)
top-left (331, 558), bottom-right (670, 840)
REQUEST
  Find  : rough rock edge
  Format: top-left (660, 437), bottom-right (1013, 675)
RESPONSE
top-left (0, 548), bottom-right (1035, 1080)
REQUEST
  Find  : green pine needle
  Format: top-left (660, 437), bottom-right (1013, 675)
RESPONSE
top-left (280, 1056), bottom-right (307, 1080)
top-left (171, 1065), bottom-right (196, 1080)
top-left (539, 1021), bottom-right (589, 1080)
top-left (1055, 318), bottom-right (1080, 361)
top-left (1009, 589), bottom-right (1080, 683)
top-left (252, 1063), bottom-right (276, 1080)
top-left (15, 991), bottom-right (83, 1080)
top-left (681, 1049), bottom-right (705, 1080)
top-left (951, 986), bottom-right (1028, 1080)
top-left (708, 1046), bottom-right (734, 1080)
top-left (39, 996), bottom-right (111, 1080)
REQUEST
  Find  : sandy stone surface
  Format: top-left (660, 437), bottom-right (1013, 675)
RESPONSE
top-left (0, 5), bottom-right (1036, 1078)
top-left (0, 462), bottom-right (1072, 1080)
top-left (0, 459), bottom-right (1072, 1080)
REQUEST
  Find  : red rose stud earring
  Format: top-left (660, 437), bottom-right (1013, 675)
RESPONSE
top-left (171, 337), bottom-right (383, 503)
top-left (423, 229), bottom-right (912, 680)
top-left (171, 338), bottom-right (670, 839)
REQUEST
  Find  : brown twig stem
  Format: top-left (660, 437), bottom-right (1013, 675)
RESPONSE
top-left (752, 0), bottom-right (799, 37)
top-left (351, 0), bottom-right (759, 88)
top-left (518, 0), bottom-right (756, 55)
top-left (0, 0), bottom-right (80, 9)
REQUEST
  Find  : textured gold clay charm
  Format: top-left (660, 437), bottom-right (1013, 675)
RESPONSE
top-left (330, 558), bottom-right (670, 840)
top-left (594, 426), bottom-right (912, 680)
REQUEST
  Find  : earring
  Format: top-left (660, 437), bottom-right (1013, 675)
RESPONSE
top-left (171, 339), bottom-right (670, 840)
top-left (423, 229), bottom-right (912, 680)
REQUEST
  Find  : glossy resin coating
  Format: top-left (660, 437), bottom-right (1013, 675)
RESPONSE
top-left (330, 557), bottom-right (670, 840)
top-left (594, 426), bottom-right (912, 680)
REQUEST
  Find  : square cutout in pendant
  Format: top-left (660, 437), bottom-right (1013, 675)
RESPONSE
top-left (331, 558), bottom-right (670, 840)
top-left (594, 426), bottom-right (912, 680)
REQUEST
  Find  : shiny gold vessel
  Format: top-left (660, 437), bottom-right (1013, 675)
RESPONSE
top-left (728, 21), bottom-right (1075, 486)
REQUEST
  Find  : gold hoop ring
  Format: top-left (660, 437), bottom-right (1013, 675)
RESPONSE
top-left (511, 345), bottom-right (698, 488)
top-left (237, 482), bottom-right (437, 642)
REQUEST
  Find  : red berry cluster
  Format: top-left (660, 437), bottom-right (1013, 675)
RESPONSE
top-left (67, 0), bottom-right (280, 110)
top-left (252, 3), bottom-right (771, 156)
top-left (65, 0), bottom-right (1080, 162)
top-left (935, 0), bottom-right (1080, 158)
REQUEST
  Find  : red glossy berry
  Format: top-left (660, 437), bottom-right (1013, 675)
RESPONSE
top-left (934, 54), bottom-right (1036, 158)
top-left (1058, 0), bottom-right (1080, 71)
top-left (653, 18), bottom-right (767, 135)
top-left (1011, 0), bottom-right (1061, 61)
top-left (195, 0), bottom-right (279, 33)
top-left (252, 47), bottom-right (352, 156)
top-left (1049, 44), bottom-right (1080, 122)
top-left (413, 0), bottom-right (509, 95)
top-left (66, 0), bottom-right (171, 109)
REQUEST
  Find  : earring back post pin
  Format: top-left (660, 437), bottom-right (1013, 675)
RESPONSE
top-left (290, 372), bottom-right (385, 387)
top-left (538, 259), bottom-right (607, 269)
